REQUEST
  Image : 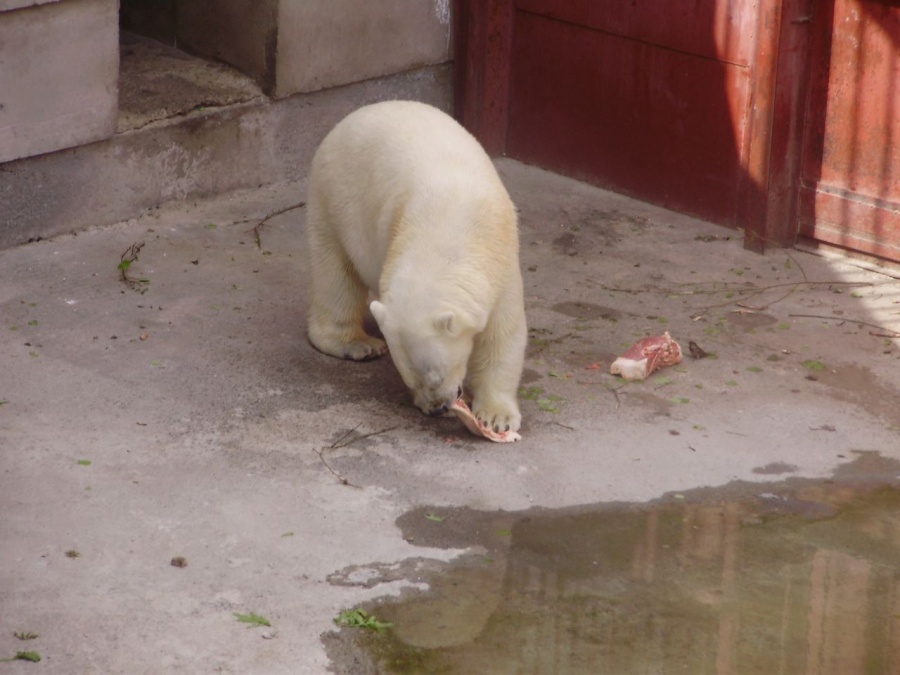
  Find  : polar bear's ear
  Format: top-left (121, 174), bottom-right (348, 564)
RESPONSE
top-left (370, 300), bottom-right (387, 327)
top-left (434, 311), bottom-right (457, 335)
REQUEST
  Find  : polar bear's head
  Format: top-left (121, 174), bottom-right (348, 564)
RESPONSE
top-left (370, 300), bottom-right (482, 416)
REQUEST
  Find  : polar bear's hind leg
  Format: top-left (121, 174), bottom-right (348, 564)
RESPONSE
top-left (306, 222), bottom-right (387, 361)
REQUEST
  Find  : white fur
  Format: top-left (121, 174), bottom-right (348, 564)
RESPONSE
top-left (305, 100), bottom-right (527, 432)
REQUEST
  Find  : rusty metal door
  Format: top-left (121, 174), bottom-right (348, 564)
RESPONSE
top-left (500, 1), bottom-right (758, 228)
top-left (798, 0), bottom-right (900, 262)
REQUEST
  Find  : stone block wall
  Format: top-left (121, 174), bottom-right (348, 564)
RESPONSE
top-left (0, 0), bottom-right (119, 163)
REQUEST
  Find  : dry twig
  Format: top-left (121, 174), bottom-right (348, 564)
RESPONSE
top-left (247, 202), bottom-right (306, 250)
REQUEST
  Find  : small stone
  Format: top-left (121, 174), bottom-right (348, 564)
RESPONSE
top-left (170, 556), bottom-right (188, 568)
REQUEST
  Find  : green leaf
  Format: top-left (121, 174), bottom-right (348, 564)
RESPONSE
top-left (333, 609), bottom-right (392, 632)
top-left (801, 359), bottom-right (826, 371)
top-left (234, 612), bottom-right (271, 628)
top-left (424, 513), bottom-right (445, 522)
top-left (10, 651), bottom-right (41, 663)
top-left (77, 459), bottom-right (92, 466)
top-left (497, 528), bottom-right (512, 536)
top-left (118, 260), bottom-right (132, 271)
top-left (518, 386), bottom-right (543, 400)
top-left (537, 399), bottom-right (560, 413)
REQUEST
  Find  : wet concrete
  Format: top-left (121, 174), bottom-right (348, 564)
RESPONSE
top-left (328, 453), bottom-right (900, 674)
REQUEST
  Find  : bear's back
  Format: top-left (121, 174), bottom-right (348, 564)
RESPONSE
top-left (312, 100), bottom-right (499, 192)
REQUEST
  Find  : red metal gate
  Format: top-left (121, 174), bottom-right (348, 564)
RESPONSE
top-left (455, 0), bottom-right (900, 263)
top-left (503, 1), bottom-right (757, 228)
top-left (798, 0), bottom-right (900, 262)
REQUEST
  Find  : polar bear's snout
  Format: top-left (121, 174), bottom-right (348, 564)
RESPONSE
top-left (417, 384), bottom-right (465, 417)
top-left (406, 362), bottom-right (465, 417)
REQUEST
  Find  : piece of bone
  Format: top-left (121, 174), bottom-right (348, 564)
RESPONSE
top-left (610, 332), bottom-right (683, 381)
top-left (450, 399), bottom-right (521, 443)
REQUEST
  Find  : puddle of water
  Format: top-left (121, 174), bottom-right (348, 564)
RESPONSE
top-left (329, 453), bottom-right (900, 674)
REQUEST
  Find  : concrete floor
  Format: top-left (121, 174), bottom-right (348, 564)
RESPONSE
top-left (1, 159), bottom-right (899, 673)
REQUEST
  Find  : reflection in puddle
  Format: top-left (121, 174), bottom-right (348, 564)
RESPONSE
top-left (330, 454), bottom-right (900, 674)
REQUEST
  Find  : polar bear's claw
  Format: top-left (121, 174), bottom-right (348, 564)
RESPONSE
top-left (471, 398), bottom-right (522, 435)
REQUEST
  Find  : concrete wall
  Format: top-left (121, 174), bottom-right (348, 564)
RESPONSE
top-left (120, 0), bottom-right (452, 98)
top-left (177, 0), bottom-right (279, 93)
top-left (0, 0), bottom-right (455, 247)
top-left (275, 0), bottom-right (453, 96)
top-left (0, 0), bottom-right (118, 163)
top-left (0, 66), bottom-right (452, 249)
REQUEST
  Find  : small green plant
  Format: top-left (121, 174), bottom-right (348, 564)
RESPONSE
top-left (234, 612), bottom-right (271, 628)
top-left (334, 609), bottom-right (392, 633)
top-left (77, 459), bottom-right (91, 466)
top-left (801, 359), bottom-right (826, 371)
top-left (518, 386), bottom-right (543, 400)
top-left (119, 242), bottom-right (150, 291)
top-left (424, 513), bottom-right (445, 522)
top-left (0, 651), bottom-right (41, 663)
top-left (537, 396), bottom-right (563, 413)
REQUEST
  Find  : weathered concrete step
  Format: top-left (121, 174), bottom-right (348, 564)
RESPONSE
top-left (0, 63), bottom-right (451, 250)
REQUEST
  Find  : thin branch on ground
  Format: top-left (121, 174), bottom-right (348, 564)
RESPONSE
top-left (315, 423), bottom-right (400, 488)
top-left (244, 202), bottom-right (306, 250)
top-left (787, 314), bottom-right (900, 338)
top-left (330, 424), bottom-right (399, 450)
top-left (315, 446), bottom-right (362, 489)
top-left (527, 332), bottom-right (574, 358)
top-left (118, 242), bottom-right (148, 292)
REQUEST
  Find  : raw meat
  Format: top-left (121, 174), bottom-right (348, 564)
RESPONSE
top-left (610, 332), bottom-right (683, 381)
top-left (450, 399), bottom-right (521, 443)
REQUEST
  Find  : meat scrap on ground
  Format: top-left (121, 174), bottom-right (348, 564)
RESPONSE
top-left (450, 399), bottom-right (522, 443)
top-left (610, 332), bottom-right (683, 381)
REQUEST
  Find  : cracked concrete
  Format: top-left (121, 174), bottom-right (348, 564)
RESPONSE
top-left (1, 159), bottom-right (899, 673)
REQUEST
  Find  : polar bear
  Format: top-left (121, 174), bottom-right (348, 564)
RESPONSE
top-left (305, 100), bottom-right (527, 433)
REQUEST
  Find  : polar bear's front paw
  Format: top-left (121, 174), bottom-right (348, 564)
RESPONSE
top-left (309, 322), bottom-right (388, 361)
top-left (471, 396), bottom-right (522, 434)
top-left (341, 336), bottom-right (388, 361)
